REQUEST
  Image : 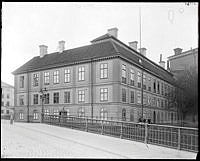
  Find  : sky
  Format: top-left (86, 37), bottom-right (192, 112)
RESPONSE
top-left (1, 2), bottom-right (198, 86)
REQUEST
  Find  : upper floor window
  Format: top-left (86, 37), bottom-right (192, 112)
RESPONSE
top-left (100, 63), bottom-right (108, 79)
top-left (53, 92), bottom-right (59, 104)
top-left (53, 70), bottom-right (59, 84)
top-left (19, 95), bottom-right (24, 106)
top-left (44, 93), bottom-right (49, 104)
top-left (6, 101), bottom-right (10, 106)
top-left (19, 76), bottom-right (24, 88)
top-left (44, 72), bottom-right (50, 85)
top-left (33, 73), bottom-right (39, 87)
top-left (148, 95), bottom-right (151, 105)
top-left (143, 74), bottom-right (146, 90)
top-left (19, 112), bottom-right (24, 120)
top-left (157, 81), bottom-right (160, 94)
top-left (164, 84), bottom-right (167, 96)
top-left (161, 83), bottom-right (164, 95)
top-left (33, 94), bottom-right (38, 104)
top-left (122, 88), bottom-right (126, 102)
top-left (153, 79), bottom-right (156, 93)
top-left (130, 69), bottom-right (135, 86)
top-left (64, 69), bottom-right (70, 83)
top-left (7, 94), bottom-right (10, 99)
top-left (78, 107), bottom-right (85, 118)
top-left (122, 64), bottom-right (126, 84)
top-left (143, 94), bottom-right (147, 105)
top-left (148, 77), bottom-right (151, 92)
top-left (100, 108), bottom-right (108, 120)
top-left (137, 72), bottom-right (141, 88)
top-left (122, 108), bottom-right (126, 121)
top-left (137, 91), bottom-right (141, 104)
top-left (100, 88), bottom-right (108, 101)
top-left (130, 91), bottom-right (135, 103)
top-left (64, 91), bottom-right (70, 103)
top-left (78, 67), bottom-right (85, 81)
top-left (78, 90), bottom-right (85, 102)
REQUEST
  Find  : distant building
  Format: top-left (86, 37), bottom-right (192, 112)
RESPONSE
top-left (1, 81), bottom-right (14, 115)
top-left (12, 28), bottom-right (178, 124)
top-left (167, 47), bottom-right (198, 77)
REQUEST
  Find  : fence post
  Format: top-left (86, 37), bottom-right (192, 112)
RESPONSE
top-left (177, 128), bottom-right (181, 150)
top-left (85, 118), bottom-right (88, 132)
top-left (144, 123), bottom-right (148, 144)
top-left (101, 120), bottom-right (104, 135)
top-left (120, 122), bottom-right (123, 139)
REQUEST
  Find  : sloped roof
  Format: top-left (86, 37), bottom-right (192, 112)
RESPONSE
top-left (12, 34), bottom-right (175, 84)
top-left (1, 81), bottom-right (14, 88)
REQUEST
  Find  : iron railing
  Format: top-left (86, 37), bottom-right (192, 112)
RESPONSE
top-left (43, 114), bottom-right (198, 153)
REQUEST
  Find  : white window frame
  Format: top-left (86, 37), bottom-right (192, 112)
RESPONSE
top-left (78, 66), bottom-right (85, 81)
top-left (137, 91), bottom-right (141, 104)
top-left (19, 76), bottom-right (24, 88)
top-left (53, 92), bottom-right (59, 104)
top-left (64, 91), bottom-right (71, 103)
top-left (100, 88), bottom-right (108, 101)
top-left (33, 73), bottom-right (39, 87)
top-left (19, 112), bottom-right (24, 120)
top-left (78, 90), bottom-right (85, 102)
top-left (100, 63), bottom-right (108, 79)
top-left (53, 70), bottom-right (59, 84)
top-left (33, 94), bottom-right (39, 105)
top-left (64, 69), bottom-right (70, 83)
top-left (44, 72), bottom-right (50, 85)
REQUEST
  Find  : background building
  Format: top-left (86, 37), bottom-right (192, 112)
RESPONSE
top-left (1, 81), bottom-right (14, 116)
top-left (12, 28), bottom-right (178, 124)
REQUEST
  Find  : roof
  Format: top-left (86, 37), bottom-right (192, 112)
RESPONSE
top-left (1, 81), bottom-right (14, 88)
top-left (168, 48), bottom-right (198, 60)
top-left (12, 34), bottom-right (175, 84)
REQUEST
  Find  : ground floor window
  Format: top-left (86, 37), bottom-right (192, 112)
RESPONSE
top-left (122, 108), bottom-right (126, 121)
top-left (44, 109), bottom-right (50, 115)
top-left (78, 107), bottom-right (85, 118)
top-left (100, 108), bottom-right (108, 120)
top-left (19, 112), bottom-right (24, 120)
top-left (33, 111), bottom-right (39, 120)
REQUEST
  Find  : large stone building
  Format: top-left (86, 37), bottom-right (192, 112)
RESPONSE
top-left (1, 81), bottom-right (14, 115)
top-left (12, 28), bottom-right (178, 124)
top-left (167, 47), bottom-right (198, 77)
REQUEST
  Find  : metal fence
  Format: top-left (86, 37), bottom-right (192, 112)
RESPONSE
top-left (43, 114), bottom-right (198, 153)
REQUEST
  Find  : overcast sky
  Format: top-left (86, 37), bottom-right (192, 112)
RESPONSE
top-left (2, 2), bottom-right (198, 86)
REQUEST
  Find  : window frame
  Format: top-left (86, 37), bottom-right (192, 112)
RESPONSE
top-left (53, 70), bottom-right (60, 84)
top-left (100, 63), bottom-right (108, 79)
top-left (64, 69), bottom-right (71, 83)
top-left (78, 66), bottom-right (85, 81)
top-left (44, 72), bottom-right (50, 85)
top-left (33, 73), bottom-right (39, 87)
top-left (53, 92), bottom-right (59, 104)
top-left (100, 88), bottom-right (108, 102)
top-left (78, 90), bottom-right (85, 103)
top-left (64, 91), bottom-right (71, 103)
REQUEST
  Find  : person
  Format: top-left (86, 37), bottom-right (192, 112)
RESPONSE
top-left (10, 113), bottom-right (14, 124)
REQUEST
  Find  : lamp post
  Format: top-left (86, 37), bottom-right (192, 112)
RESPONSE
top-left (39, 87), bottom-right (47, 123)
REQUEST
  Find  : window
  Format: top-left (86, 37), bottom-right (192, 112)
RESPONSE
top-left (157, 81), bottom-right (160, 94)
top-left (137, 72), bottom-right (141, 88)
top-left (153, 79), bottom-right (156, 93)
top-left (161, 99), bottom-right (164, 108)
top-left (44, 109), bottom-right (50, 115)
top-left (122, 88), bottom-right (126, 102)
top-left (53, 70), bottom-right (59, 84)
top-left (130, 69), bottom-right (135, 86)
top-left (78, 107), bottom-right (85, 118)
top-left (161, 83), bottom-right (164, 95)
top-left (157, 98), bottom-right (160, 107)
top-left (44, 72), bottom-right (50, 85)
top-left (6, 101), bottom-right (10, 106)
top-left (53, 92), bottom-right (59, 104)
top-left (44, 93), bottom-right (49, 104)
top-left (148, 77), bottom-right (151, 91)
top-left (78, 67), bottom-right (85, 81)
top-left (143, 94), bottom-right (147, 105)
top-left (100, 88), bottom-right (108, 101)
top-left (7, 94), bottom-right (10, 99)
top-left (122, 108), bottom-right (126, 121)
top-left (6, 110), bottom-right (9, 114)
top-left (143, 74), bottom-right (146, 90)
top-left (64, 69), bottom-right (70, 83)
top-left (122, 64), bottom-right (126, 83)
top-left (19, 76), bottom-right (24, 88)
top-left (33, 73), bottom-right (39, 87)
top-left (164, 84), bottom-right (167, 96)
top-left (64, 91), bottom-right (70, 103)
top-left (137, 91), bottom-right (141, 104)
top-left (130, 91), bottom-right (135, 103)
top-left (53, 109), bottom-right (59, 118)
top-left (33, 111), bottom-right (39, 120)
top-left (100, 63), bottom-right (108, 79)
top-left (19, 112), bottom-right (24, 120)
top-left (100, 108), bottom-right (108, 120)
top-left (19, 95), bottom-right (24, 105)
top-left (148, 95), bottom-right (151, 105)
top-left (33, 94), bottom-right (38, 104)
top-left (78, 90), bottom-right (85, 102)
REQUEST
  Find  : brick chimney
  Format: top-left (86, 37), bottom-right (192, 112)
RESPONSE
top-left (174, 48), bottom-right (182, 55)
top-left (139, 47), bottom-right (147, 56)
top-left (39, 45), bottom-right (48, 58)
top-left (107, 27), bottom-right (118, 38)
top-left (58, 40), bottom-right (65, 53)
top-left (129, 41), bottom-right (138, 51)
top-left (159, 54), bottom-right (165, 69)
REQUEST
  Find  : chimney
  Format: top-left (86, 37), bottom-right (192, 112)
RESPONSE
top-left (173, 48), bottom-right (182, 55)
top-left (159, 54), bottom-right (165, 69)
top-left (139, 47), bottom-right (147, 56)
top-left (129, 41), bottom-right (138, 51)
top-left (107, 27), bottom-right (118, 38)
top-left (39, 45), bottom-right (48, 58)
top-left (58, 40), bottom-right (65, 53)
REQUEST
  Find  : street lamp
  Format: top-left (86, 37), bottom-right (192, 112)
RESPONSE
top-left (39, 87), bottom-right (47, 123)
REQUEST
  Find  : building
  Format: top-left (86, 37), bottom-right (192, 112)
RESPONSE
top-left (1, 81), bottom-right (14, 116)
top-left (167, 47), bottom-right (198, 77)
top-left (12, 28), bottom-right (178, 124)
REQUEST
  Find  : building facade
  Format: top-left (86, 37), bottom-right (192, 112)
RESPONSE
top-left (1, 81), bottom-right (14, 115)
top-left (13, 28), bottom-right (178, 124)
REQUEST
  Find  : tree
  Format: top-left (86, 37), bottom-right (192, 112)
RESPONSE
top-left (168, 66), bottom-right (198, 124)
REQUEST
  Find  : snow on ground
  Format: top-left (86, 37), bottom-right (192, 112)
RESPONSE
top-left (1, 119), bottom-right (197, 159)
